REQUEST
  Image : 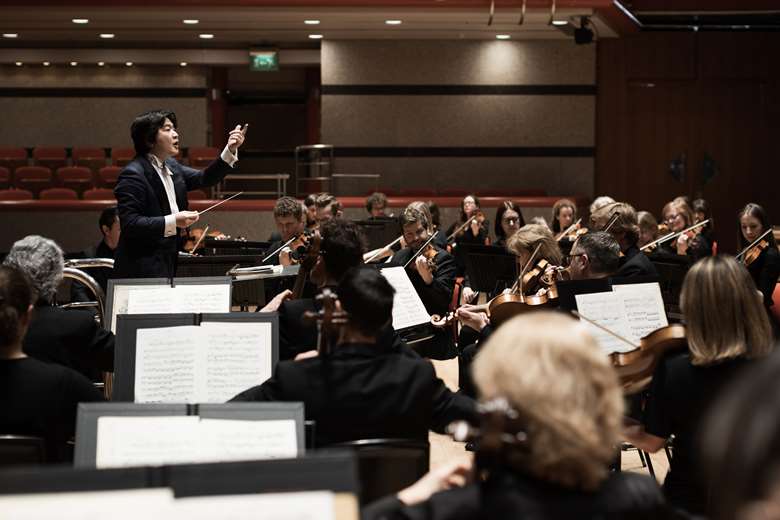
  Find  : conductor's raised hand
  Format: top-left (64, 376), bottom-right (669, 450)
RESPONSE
top-left (227, 124), bottom-right (247, 154)
top-left (175, 210), bottom-right (199, 228)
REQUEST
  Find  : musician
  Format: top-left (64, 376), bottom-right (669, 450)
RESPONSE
top-left (590, 202), bottom-right (658, 279)
top-left (70, 206), bottom-right (120, 302)
top-left (493, 200), bottom-right (525, 249)
top-left (637, 210), bottom-right (660, 249)
top-left (314, 192), bottom-right (343, 226)
top-left (692, 198), bottom-right (716, 246)
top-left (113, 109), bottom-right (245, 279)
top-left (625, 255), bottom-right (773, 515)
top-left (231, 266), bottom-right (477, 447)
top-left (364, 312), bottom-right (667, 520)
top-left (589, 195), bottom-right (616, 216)
top-left (0, 265), bottom-right (104, 463)
top-left (446, 195), bottom-right (489, 277)
top-left (303, 193), bottom-right (318, 230)
top-left (366, 191), bottom-right (392, 219)
top-left (738, 203), bottom-right (779, 334)
top-left (3, 236), bottom-right (114, 381)
top-left (551, 198), bottom-right (577, 236)
top-left (657, 199), bottom-right (711, 260)
top-left (263, 196), bottom-right (306, 267)
top-left (567, 232), bottom-right (620, 281)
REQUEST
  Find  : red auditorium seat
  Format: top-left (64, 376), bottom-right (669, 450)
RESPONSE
top-left (32, 147), bottom-right (68, 171)
top-left (39, 187), bottom-right (78, 200)
top-left (56, 166), bottom-right (94, 195)
top-left (0, 147), bottom-right (28, 173)
top-left (188, 189), bottom-right (208, 200)
top-left (0, 189), bottom-right (33, 200)
top-left (83, 188), bottom-right (116, 200)
top-left (187, 146), bottom-right (219, 168)
top-left (111, 148), bottom-right (135, 167)
top-left (14, 166), bottom-right (53, 197)
top-left (0, 166), bottom-right (10, 190)
top-left (72, 147), bottom-right (107, 173)
top-left (98, 166), bottom-right (122, 188)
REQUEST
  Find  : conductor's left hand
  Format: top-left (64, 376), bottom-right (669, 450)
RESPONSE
top-left (227, 125), bottom-right (246, 154)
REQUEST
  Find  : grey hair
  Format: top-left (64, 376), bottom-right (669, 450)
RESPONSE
top-left (3, 235), bottom-right (64, 303)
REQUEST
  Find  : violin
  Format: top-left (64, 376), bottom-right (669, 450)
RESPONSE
top-left (301, 288), bottom-right (348, 356)
top-left (291, 233), bottom-right (322, 299)
top-left (640, 219), bottom-right (710, 253)
top-left (261, 230), bottom-right (313, 265)
top-left (736, 228), bottom-right (773, 267)
top-left (404, 232), bottom-right (440, 273)
top-left (185, 225), bottom-right (229, 254)
top-left (556, 219), bottom-right (587, 242)
top-left (447, 210), bottom-right (486, 242)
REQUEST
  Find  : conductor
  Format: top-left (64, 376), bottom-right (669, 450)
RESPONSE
top-left (113, 110), bottom-right (246, 278)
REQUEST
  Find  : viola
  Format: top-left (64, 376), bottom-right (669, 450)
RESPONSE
top-left (736, 228), bottom-right (773, 267)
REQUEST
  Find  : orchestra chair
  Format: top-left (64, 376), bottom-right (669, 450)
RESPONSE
top-left (32, 146), bottom-right (68, 171)
top-left (0, 166), bottom-right (10, 189)
top-left (83, 188), bottom-right (116, 201)
top-left (329, 438), bottom-right (429, 505)
top-left (110, 147), bottom-right (135, 167)
top-left (56, 166), bottom-right (95, 196)
top-left (188, 146), bottom-right (219, 169)
top-left (188, 189), bottom-right (209, 200)
top-left (0, 146), bottom-right (28, 173)
top-left (0, 435), bottom-right (46, 467)
top-left (0, 188), bottom-right (33, 200)
top-left (13, 166), bottom-right (53, 197)
top-left (40, 187), bottom-right (78, 200)
top-left (98, 166), bottom-right (122, 188)
top-left (72, 147), bottom-right (107, 173)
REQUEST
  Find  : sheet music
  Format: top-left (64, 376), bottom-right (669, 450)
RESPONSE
top-left (135, 326), bottom-right (200, 403)
top-left (95, 417), bottom-right (297, 468)
top-left (96, 416), bottom-right (201, 468)
top-left (111, 284), bottom-right (167, 333)
top-left (575, 293), bottom-right (636, 354)
top-left (127, 284), bottom-right (230, 314)
top-left (611, 283), bottom-right (668, 340)
top-left (199, 322), bottom-right (274, 402)
top-left (171, 491), bottom-right (335, 520)
top-left (0, 489), bottom-right (174, 520)
top-left (380, 266), bottom-right (431, 329)
top-left (198, 419), bottom-right (298, 462)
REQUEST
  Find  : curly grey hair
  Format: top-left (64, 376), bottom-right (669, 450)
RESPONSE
top-left (3, 235), bottom-right (64, 303)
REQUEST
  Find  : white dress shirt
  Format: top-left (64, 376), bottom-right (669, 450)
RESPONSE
top-left (148, 146), bottom-right (238, 237)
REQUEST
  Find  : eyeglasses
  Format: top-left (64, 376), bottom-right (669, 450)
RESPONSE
top-left (569, 252), bottom-right (587, 262)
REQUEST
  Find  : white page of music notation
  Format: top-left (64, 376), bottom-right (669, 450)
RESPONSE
top-left (126, 284), bottom-right (230, 315)
top-left (611, 282), bottom-right (668, 341)
top-left (134, 322), bottom-right (271, 403)
top-left (380, 266), bottom-right (431, 330)
top-left (110, 284), bottom-right (167, 333)
top-left (95, 416), bottom-right (298, 468)
top-left (0, 488), bottom-right (174, 519)
top-left (171, 491), bottom-right (335, 520)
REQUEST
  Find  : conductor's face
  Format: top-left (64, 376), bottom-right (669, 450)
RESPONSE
top-left (151, 118), bottom-right (179, 159)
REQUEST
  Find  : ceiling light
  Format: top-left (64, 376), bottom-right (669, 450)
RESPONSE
top-left (2, 33), bottom-right (18, 39)
top-left (97, 61), bottom-right (105, 66)
top-left (125, 61), bottom-right (133, 66)
top-left (15, 62), bottom-right (23, 66)
top-left (70, 61), bottom-right (78, 66)
top-left (496, 34), bottom-right (511, 40)
top-left (552, 20), bottom-right (568, 26)
top-left (199, 33), bottom-right (214, 39)
top-left (385, 20), bottom-right (402, 25)
top-left (43, 61), bottom-right (50, 66)
top-left (100, 33), bottom-right (115, 39)
top-left (180, 62), bottom-right (188, 67)
top-left (308, 34), bottom-right (323, 39)
top-left (72, 18), bottom-right (89, 24)
top-left (304, 20), bottom-right (320, 25)
top-left (183, 19), bottom-right (199, 24)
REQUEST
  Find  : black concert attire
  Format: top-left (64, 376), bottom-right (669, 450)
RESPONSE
top-left (657, 233), bottom-right (711, 262)
top-left (70, 239), bottom-right (116, 303)
top-left (363, 469), bottom-right (670, 520)
top-left (616, 245), bottom-right (659, 279)
top-left (113, 150), bottom-right (235, 279)
top-left (230, 341), bottom-right (477, 447)
top-left (0, 357), bottom-right (103, 462)
top-left (745, 244), bottom-right (780, 334)
top-left (23, 303), bottom-right (115, 381)
top-left (643, 351), bottom-right (751, 515)
top-left (445, 219), bottom-right (490, 278)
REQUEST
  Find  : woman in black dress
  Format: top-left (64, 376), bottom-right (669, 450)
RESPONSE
top-left (738, 203), bottom-right (780, 335)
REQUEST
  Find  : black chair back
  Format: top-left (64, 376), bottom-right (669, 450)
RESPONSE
top-left (0, 435), bottom-right (46, 466)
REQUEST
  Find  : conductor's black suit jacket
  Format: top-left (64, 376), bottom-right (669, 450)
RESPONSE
top-left (230, 342), bottom-right (477, 446)
top-left (113, 155), bottom-right (233, 279)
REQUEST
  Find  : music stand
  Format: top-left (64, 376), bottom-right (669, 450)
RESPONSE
top-left (355, 219), bottom-right (401, 252)
top-left (460, 244), bottom-right (517, 295)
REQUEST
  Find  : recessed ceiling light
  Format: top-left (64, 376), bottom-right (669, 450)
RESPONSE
top-left (97, 61), bottom-right (105, 66)
top-left (304, 20), bottom-right (320, 25)
top-left (183, 19), bottom-right (199, 24)
top-left (496, 34), bottom-right (511, 40)
top-left (551, 20), bottom-right (568, 26)
top-left (3, 33), bottom-right (18, 39)
top-left (43, 61), bottom-right (50, 66)
top-left (199, 33), bottom-right (214, 39)
top-left (125, 61), bottom-right (133, 66)
top-left (72, 18), bottom-right (89, 24)
top-left (180, 62), bottom-right (188, 67)
top-left (99, 33), bottom-right (115, 39)
top-left (15, 62), bottom-right (23, 66)
top-left (308, 34), bottom-right (323, 39)
top-left (385, 20), bottom-right (402, 25)
top-left (70, 61), bottom-right (78, 66)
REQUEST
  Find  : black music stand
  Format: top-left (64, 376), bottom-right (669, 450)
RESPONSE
top-left (355, 218), bottom-right (401, 252)
top-left (460, 244), bottom-right (517, 295)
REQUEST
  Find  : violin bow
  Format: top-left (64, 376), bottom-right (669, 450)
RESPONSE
top-left (555, 218), bottom-right (581, 241)
top-left (404, 231), bottom-right (439, 269)
top-left (188, 224), bottom-right (209, 253)
top-left (511, 242), bottom-right (543, 294)
top-left (571, 310), bottom-right (639, 350)
top-left (261, 234), bottom-right (299, 264)
top-left (640, 218), bottom-right (710, 252)
top-left (602, 212), bottom-right (621, 233)
top-left (365, 235), bottom-right (403, 263)
top-left (735, 228), bottom-right (773, 261)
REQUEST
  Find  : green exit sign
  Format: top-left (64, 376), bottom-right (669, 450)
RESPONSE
top-left (250, 50), bottom-right (279, 71)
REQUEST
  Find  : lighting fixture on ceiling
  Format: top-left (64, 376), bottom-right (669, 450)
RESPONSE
top-left (72, 18), bottom-right (89, 24)
top-left (43, 61), bottom-right (50, 66)
top-left (304, 20), bottom-right (320, 25)
top-left (180, 62), bottom-right (188, 67)
top-left (496, 34), bottom-right (511, 40)
top-left (385, 20), bottom-right (402, 25)
top-left (183, 19), bottom-right (199, 25)
top-left (97, 61), bottom-right (105, 66)
top-left (70, 61), bottom-right (78, 66)
top-left (125, 61), bottom-right (133, 66)
top-left (100, 33), bottom-right (115, 39)
top-left (308, 34), bottom-right (323, 39)
top-left (199, 33), bottom-right (214, 39)
top-left (2, 33), bottom-right (18, 39)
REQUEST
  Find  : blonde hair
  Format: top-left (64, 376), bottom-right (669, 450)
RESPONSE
top-left (637, 211), bottom-right (658, 233)
top-left (681, 256), bottom-right (773, 366)
top-left (662, 199), bottom-right (694, 228)
top-left (473, 312), bottom-right (623, 491)
top-left (551, 198), bottom-right (577, 233)
top-left (506, 224), bottom-right (562, 266)
top-left (590, 202), bottom-right (640, 245)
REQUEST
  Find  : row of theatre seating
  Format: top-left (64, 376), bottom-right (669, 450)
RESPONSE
top-left (0, 187), bottom-right (209, 201)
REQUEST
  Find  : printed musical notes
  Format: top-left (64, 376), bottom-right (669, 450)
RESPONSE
top-left (379, 266), bottom-right (431, 330)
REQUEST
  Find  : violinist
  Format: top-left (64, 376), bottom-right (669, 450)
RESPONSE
top-left (314, 192), bottom-right (343, 227)
top-left (590, 202), bottom-right (658, 279)
top-left (493, 200), bottom-right (525, 249)
top-left (692, 198), bottom-right (716, 246)
top-left (366, 191), bottom-right (393, 219)
top-left (737, 203), bottom-right (779, 334)
top-left (637, 210), bottom-right (659, 249)
top-left (363, 312), bottom-right (668, 520)
top-left (589, 195), bottom-right (616, 216)
top-left (303, 193), bottom-right (318, 230)
top-left (231, 266), bottom-right (477, 447)
top-left (567, 232), bottom-right (621, 281)
top-left (657, 199), bottom-right (711, 260)
top-left (624, 256), bottom-right (773, 516)
top-left (263, 196), bottom-right (306, 267)
top-left (446, 195), bottom-right (489, 277)
top-left (551, 198), bottom-right (577, 237)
